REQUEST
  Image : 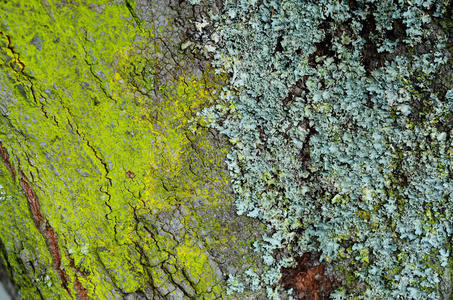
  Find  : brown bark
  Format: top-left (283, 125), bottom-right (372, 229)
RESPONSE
top-left (281, 253), bottom-right (336, 300)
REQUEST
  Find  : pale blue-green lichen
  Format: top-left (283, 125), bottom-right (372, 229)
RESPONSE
top-left (204, 0), bottom-right (453, 298)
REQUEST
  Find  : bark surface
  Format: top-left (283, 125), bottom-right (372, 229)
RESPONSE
top-left (0, 1), bottom-right (264, 299)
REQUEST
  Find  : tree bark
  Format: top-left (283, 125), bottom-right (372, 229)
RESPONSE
top-left (0, 1), bottom-right (263, 299)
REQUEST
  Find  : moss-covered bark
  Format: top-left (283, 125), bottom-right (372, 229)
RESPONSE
top-left (0, 1), bottom-right (263, 299)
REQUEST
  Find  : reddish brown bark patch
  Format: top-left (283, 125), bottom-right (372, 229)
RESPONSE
top-left (18, 171), bottom-right (44, 227)
top-left (280, 252), bottom-right (335, 300)
top-left (0, 142), bottom-right (16, 180)
top-left (19, 170), bottom-right (72, 295)
top-left (74, 277), bottom-right (90, 300)
top-left (126, 170), bottom-right (136, 179)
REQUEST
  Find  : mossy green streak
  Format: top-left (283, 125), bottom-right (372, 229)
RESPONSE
top-left (0, 1), bottom-right (262, 298)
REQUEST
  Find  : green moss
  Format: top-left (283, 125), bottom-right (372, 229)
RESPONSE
top-left (0, 0), bottom-right (260, 298)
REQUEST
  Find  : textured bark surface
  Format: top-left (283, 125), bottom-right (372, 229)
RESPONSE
top-left (281, 253), bottom-right (335, 300)
top-left (0, 1), bottom-right (264, 299)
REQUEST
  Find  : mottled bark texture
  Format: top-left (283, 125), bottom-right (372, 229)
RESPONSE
top-left (0, 1), bottom-right (264, 299)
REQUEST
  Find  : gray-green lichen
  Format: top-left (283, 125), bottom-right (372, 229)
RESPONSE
top-left (204, 0), bottom-right (453, 298)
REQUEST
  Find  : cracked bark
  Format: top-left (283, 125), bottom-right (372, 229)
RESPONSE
top-left (0, 144), bottom-right (89, 299)
top-left (0, 1), bottom-right (266, 299)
